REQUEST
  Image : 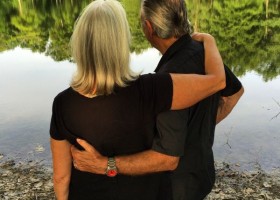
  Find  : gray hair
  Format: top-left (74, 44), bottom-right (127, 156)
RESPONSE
top-left (70, 0), bottom-right (136, 96)
top-left (141, 0), bottom-right (191, 39)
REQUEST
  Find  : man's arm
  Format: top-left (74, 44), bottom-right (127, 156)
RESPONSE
top-left (71, 139), bottom-right (179, 175)
top-left (115, 110), bottom-right (188, 175)
top-left (216, 86), bottom-right (244, 124)
top-left (71, 108), bottom-right (187, 176)
top-left (116, 150), bottom-right (179, 175)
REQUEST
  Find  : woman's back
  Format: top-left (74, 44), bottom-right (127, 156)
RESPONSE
top-left (49, 1), bottom-right (174, 199)
top-left (50, 74), bottom-right (173, 200)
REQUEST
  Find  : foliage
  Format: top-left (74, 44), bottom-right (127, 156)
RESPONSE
top-left (186, 0), bottom-right (280, 81)
top-left (0, 0), bottom-right (279, 80)
top-left (121, 0), bottom-right (150, 54)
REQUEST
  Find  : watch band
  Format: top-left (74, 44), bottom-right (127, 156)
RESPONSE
top-left (106, 157), bottom-right (118, 177)
top-left (108, 157), bottom-right (116, 168)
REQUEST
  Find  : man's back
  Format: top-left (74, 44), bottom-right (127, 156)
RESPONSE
top-left (153, 34), bottom-right (241, 199)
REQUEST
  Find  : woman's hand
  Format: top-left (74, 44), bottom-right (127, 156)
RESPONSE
top-left (191, 32), bottom-right (213, 42)
top-left (192, 32), bottom-right (225, 76)
top-left (170, 32), bottom-right (226, 110)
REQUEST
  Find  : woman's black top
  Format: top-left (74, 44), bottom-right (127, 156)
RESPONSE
top-left (50, 73), bottom-right (173, 200)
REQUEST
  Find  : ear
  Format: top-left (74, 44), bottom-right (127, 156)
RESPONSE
top-left (145, 20), bottom-right (154, 37)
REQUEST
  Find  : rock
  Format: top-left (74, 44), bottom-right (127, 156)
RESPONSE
top-left (243, 187), bottom-right (255, 195)
top-left (205, 162), bottom-right (280, 199)
top-left (263, 181), bottom-right (271, 188)
top-left (0, 160), bottom-right (55, 199)
top-left (34, 182), bottom-right (43, 188)
top-left (1, 159), bottom-right (280, 200)
top-left (35, 145), bottom-right (45, 153)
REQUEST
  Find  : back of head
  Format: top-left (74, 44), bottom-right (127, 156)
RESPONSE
top-left (71, 0), bottom-right (136, 96)
top-left (141, 0), bottom-right (191, 39)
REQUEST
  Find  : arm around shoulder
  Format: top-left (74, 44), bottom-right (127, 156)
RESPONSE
top-left (170, 33), bottom-right (226, 110)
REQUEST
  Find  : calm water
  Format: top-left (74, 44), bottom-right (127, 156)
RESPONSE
top-left (0, 0), bottom-right (279, 172)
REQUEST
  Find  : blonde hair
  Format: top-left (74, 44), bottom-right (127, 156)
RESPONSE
top-left (70, 0), bottom-right (137, 96)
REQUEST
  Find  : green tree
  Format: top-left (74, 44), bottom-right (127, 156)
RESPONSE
top-left (0, 0), bottom-right (279, 81)
top-left (0, 0), bottom-right (19, 52)
top-left (121, 0), bottom-right (150, 54)
top-left (186, 0), bottom-right (280, 81)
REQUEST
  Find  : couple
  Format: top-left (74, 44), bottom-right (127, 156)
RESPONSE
top-left (50, 0), bottom-right (243, 200)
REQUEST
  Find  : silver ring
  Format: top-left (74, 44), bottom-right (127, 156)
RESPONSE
top-left (73, 161), bottom-right (78, 169)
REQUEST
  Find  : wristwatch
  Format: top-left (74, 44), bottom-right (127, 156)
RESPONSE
top-left (105, 157), bottom-right (118, 177)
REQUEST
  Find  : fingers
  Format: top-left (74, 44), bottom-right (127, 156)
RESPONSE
top-left (191, 32), bottom-right (213, 42)
top-left (191, 32), bottom-right (199, 37)
top-left (73, 138), bottom-right (103, 157)
top-left (70, 145), bottom-right (79, 166)
top-left (191, 33), bottom-right (204, 42)
top-left (70, 139), bottom-right (107, 174)
top-left (73, 160), bottom-right (78, 169)
top-left (191, 32), bottom-right (201, 40)
top-left (70, 144), bottom-right (78, 155)
top-left (73, 159), bottom-right (85, 172)
top-left (76, 138), bottom-right (95, 153)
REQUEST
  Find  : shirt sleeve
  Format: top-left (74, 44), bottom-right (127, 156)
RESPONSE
top-left (140, 73), bottom-right (173, 114)
top-left (49, 95), bottom-right (66, 140)
top-left (221, 65), bottom-right (242, 97)
top-left (152, 109), bottom-right (188, 156)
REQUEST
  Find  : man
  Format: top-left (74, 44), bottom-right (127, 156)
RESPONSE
top-left (71, 0), bottom-right (244, 199)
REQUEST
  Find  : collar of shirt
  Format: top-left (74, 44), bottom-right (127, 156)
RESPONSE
top-left (155, 34), bottom-right (192, 73)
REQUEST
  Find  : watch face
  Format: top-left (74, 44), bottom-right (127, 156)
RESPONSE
top-left (107, 169), bottom-right (117, 177)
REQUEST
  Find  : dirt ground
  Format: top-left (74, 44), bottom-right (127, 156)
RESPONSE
top-left (0, 158), bottom-right (280, 200)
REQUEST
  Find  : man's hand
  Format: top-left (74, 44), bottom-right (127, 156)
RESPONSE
top-left (71, 139), bottom-right (107, 175)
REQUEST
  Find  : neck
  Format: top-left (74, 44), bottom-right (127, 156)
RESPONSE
top-left (153, 36), bottom-right (178, 55)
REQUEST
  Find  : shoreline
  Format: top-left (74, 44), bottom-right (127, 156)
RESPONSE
top-left (0, 159), bottom-right (55, 200)
top-left (1, 157), bottom-right (280, 199)
top-left (206, 162), bottom-right (280, 199)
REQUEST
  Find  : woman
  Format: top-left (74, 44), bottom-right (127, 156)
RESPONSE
top-left (50, 0), bottom-right (225, 199)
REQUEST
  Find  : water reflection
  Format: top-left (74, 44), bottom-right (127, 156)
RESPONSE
top-left (0, 0), bottom-right (279, 80)
top-left (186, 0), bottom-right (280, 81)
top-left (0, 48), bottom-right (75, 165)
top-left (215, 73), bottom-right (280, 171)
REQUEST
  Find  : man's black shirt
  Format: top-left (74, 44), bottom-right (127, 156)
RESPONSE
top-left (152, 34), bottom-right (242, 200)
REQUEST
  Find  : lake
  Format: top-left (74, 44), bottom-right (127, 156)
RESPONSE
top-left (0, 0), bottom-right (279, 172)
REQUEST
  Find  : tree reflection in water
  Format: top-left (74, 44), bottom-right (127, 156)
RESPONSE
top-left (0, 0), bottom-right (279, 80)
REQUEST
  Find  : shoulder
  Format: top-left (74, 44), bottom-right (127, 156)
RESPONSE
top-left (222, 65), bottom-right (243, 96)
top-left (179, 34), bottom-right (204, 54)
top-left (118, 74), bottom-right (171, 99)
top-left (138, 73), bottom-right (155, 81)
top-left (180, 37), bottom-right (204, 56)
top-left (53, 87), bottom-right (73, 103)
top-left (174, 37), bottom-right (204, 62)
top-left (187, 39), bottom-right (204, 60)
top-left (138, 73), bottom-right (171, 85)
top-left (162, 41), bottom-right (205, 73)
